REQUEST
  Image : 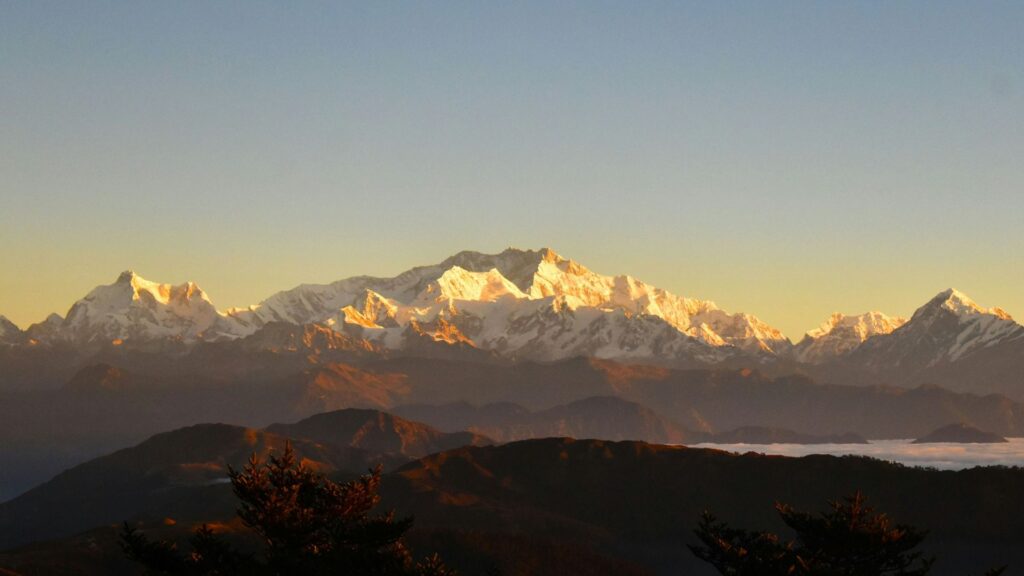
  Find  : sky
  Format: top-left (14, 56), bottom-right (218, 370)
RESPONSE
top-left (1, 1), bottom-right (1022, 339)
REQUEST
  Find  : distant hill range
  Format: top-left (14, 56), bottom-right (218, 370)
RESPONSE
top-left (4, 354), bottom-right (1024, 500)
top-left (913, 423), bottom-right (1008, 444)
top-left (392, 397), bottom-right (868, 445)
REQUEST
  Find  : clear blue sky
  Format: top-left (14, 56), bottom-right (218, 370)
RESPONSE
top-left (1, 1), bottom-right (1022, 338)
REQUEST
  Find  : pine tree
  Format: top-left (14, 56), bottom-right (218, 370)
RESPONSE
top-left (690, 492), bottom-right (1005, 576)
top-left (122, 442), bottom-right (452, 576)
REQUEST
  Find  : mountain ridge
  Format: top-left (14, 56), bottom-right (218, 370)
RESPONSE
top-left (7, 251), bottom-right (1023, 397)
top-left (11, 249), bottom-right (794, 364)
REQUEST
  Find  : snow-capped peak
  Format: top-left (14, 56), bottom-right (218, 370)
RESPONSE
top-left (17, 249), bottom-right (790, 361)
top-left (795, 311), bottom-right (906, 363)
top-left (849, 289), bottom-right (1024, 367)
top-left (338, 290), bottom-right (400, 329)
top-left (439, 247), bottom-right (567, 292)
top-left (16, 250), bottom-right (1022, 374)
top-left (107, 270), bottom-right (213, 308)
top-left (53, 271), bottom-right (233, 345)
top-left (415, 267), bottom-right (528, 304)
top-left (805, 312), bottom-right (907, 341)
top-left (924, 288), bottom-right (1013, 321)
top-left (227, 247), bottom-right (791, 358)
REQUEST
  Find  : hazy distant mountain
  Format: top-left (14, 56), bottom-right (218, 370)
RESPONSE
top-left (395, 396), bottom-right (703, 444)
top-left (912, 423), bottom-right (1008, 444)
top-left (63, 363), bottom-right (136, 393)
top-left (277, 363), bottom-right (412, 416)
top-left (265, 408), bottom-right (491, 458)
top-left (374, 358), bottom-right (1024, 439)
top-left (393, 397), bottom-right (868, 445)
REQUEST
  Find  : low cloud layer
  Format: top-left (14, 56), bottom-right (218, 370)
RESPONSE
top-left (694, 438), bottom-right (1024, 470)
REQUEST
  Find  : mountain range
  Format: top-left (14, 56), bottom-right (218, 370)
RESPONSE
top-left (2, 247), bottom-right (1023, 398)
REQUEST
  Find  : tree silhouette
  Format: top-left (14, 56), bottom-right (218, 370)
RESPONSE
top-left (690, 492), bottom-right (1005, 576)
top-left (122, 442), bottom-right (451, 575)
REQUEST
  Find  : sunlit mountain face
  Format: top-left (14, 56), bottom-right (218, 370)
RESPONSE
top-left (9, 248), bottom-right (788, 359)
top-left (4, 247), bottom-right (1022, 396)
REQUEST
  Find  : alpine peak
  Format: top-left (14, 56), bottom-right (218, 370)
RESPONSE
top-left (848, 289), bottom-right (1024, 368)
top-left (794, 311), bottom-right (906, 363)
top-left (39, 271), bottom-right (234, 347)
top-left (805, 311), bottom-right (907, 340)
top-left (416, 267), bottom-right (528, 304)
top-left (537, 247), bottom-right (564, 263)
top-left (923, 288), bottom-right (1013, 321)
top-left (116, 270), bottom-right (138, 284)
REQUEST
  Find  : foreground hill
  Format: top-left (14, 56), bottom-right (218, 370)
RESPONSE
top-left (2, 437), bottom-right (1023, 575)
top-left (383, 438), bottom-right (1024, 575)
top-left (0, 409), bottom-right (486, 549)
top-left (0, 424), bottom-right (346, 550)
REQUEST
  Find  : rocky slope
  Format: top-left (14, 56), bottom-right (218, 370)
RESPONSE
top-left (0, 317), bottom-right (26, 346)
